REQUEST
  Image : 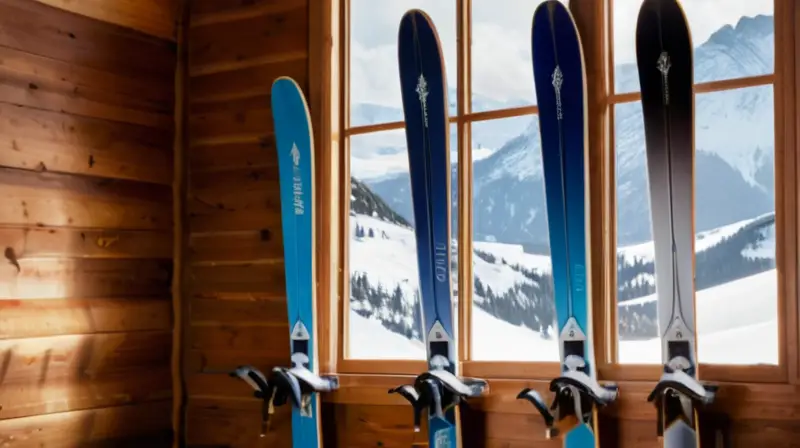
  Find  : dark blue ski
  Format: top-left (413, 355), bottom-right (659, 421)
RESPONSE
top-left (517, 2), bottom-right (617, 446)
top-left (390, 8), bottom-right (487, 448)
top-left (398, 8), bottom-right (457, 445)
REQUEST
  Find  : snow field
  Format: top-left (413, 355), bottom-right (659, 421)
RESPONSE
top-left (348, 212), bottom-right (778, 366)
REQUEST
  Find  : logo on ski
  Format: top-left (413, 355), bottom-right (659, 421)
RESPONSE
top-left (551, 65), bottom-right (563, 120)
top-left (433, 428), bottom-right (451, 448)
top-left (657, 51), bottom-right (671, 105)
top-left (290, 143), bottom-right (305, 215)
top-left (416, 73), bottom-right (429, 128)
top-left (433, 242), bottom-right (448, 282)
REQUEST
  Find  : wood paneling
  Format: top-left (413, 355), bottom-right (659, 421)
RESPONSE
top-left (0, 0), bottom-right (177, 446)
top-left (30, 0), bottom-right (181, 41)
top-left (178, 0), bottom-right (800, 447)
top-left (182, 0), bottom-right (309, 446)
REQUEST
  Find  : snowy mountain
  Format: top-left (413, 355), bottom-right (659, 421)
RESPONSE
top-left (346, 14), bottom-right (778, 363)
top-left (360, 14), bottom-right (775, 247)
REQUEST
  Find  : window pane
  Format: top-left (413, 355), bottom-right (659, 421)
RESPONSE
top-left (347, 124), bottom-right (459, 360)
top-left (615, 85), bottom-right (777, 365)
top-left (613, 0), bottom-right (774, 94)
top-left (471, 0), bottom-right (567, 112)
top-left (350, 1), bottom-right (456, 127)
top-left (469, 116), bottom-right (558, 362)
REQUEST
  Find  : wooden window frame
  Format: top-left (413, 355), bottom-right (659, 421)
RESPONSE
top-left (318, 0), bottom-right (799, 386)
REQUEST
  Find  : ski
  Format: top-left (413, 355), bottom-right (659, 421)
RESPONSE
top-left (517, 2), bottom-right (617, 446)
top-left (229, 76), bottom-right (339, 448)
top-left (635, 0), bottom-right (717, 446)
top-left (389, 8), bottom-right (487, 448)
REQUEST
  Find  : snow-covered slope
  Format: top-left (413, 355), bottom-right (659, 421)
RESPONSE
top-left (348, 206), bottom-right (777, 365)
top-left (350, 269), bottom-right (778, 365)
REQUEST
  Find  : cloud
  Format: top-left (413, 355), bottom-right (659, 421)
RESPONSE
top-left (349, 0), bottom-right (774, 106)
top-left (613, 0), bottom-right (773, 64)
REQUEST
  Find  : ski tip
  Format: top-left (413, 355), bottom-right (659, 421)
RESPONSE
top-left (271, 76), bottom-right (300, 93)
top-left (400, 8), bottom-right (430, 22)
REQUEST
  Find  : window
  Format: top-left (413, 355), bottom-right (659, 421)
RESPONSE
top-left (337, 0), bottom-right (789, 380)
top-left (611, 0), bottom-right (777, 367)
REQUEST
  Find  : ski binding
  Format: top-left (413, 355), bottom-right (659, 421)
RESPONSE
top-left (230, 361), bottom-right (339, 436)
top-left (647, 360), bottom-right (717, 437)
top-left (517, 354), bottom-right (618, 438)
top-left (389, 355), bottom-right (488, 432)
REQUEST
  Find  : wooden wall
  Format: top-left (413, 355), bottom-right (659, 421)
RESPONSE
top-left (178, 0), bottom-right (800, 447)
top-left (0, 0), bottom-right (179, 446)
top-left (182, 0), bottom-right (310, 446)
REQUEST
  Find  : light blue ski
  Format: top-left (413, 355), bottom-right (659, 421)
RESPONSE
top-left (271, 76), bottom-right (324, 448)
top-left (230, 76), bottom-right (338, 447)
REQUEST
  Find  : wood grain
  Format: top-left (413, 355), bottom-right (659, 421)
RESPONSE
top-left (30, 0), bottom-right (181, 41)
top-left (182, 4), bottom-right (310, 445)
top-left (0, 0), bottom-right (177, 445)
top-left (188, 2), bottom-right (308, 74)
top-left (0, 297), bottom-right (171, 338)
top-left (0, 227), bottom-right (172, 259)
top-left (0, 0), bottom-right (175, 80)
top-left (0, 401), bottom-right (173, 447)
top-left (0, 102), bottom-right (173, 184)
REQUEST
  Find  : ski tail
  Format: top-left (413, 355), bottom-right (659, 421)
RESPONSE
top-left (271, 77), bottom-right (323, 447)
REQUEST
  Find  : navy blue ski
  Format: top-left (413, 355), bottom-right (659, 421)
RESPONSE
top-left (397, 8), bottom-right (459, 447)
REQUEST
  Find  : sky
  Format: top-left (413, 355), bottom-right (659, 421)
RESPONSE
top-left (349, 0), bottom-right (774, 108)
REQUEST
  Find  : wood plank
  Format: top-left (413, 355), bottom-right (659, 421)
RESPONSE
top-left (0, 168), bottom-right (173, 230)
top-left (0, 102), bottom-right (173, 184)
top-left (189, 206), bottom-right (281, 233)
top-left (0, 258), bottom-right (171, 299)
top-left (0, 227), bottom-right (172, 259)
top-left (189, 324), bottom-right (289, 352)
top-left (189, 263), bottom-right (286, 298)
top-left (189, 139), bottom-right (276, 173)
top-left (0, 368), bottom-right (172, 420)
top-left (187, 369), bottom-right (286, 399)
top-left (189, 230), bottom-right (283, 264)
top-left (191, 165), bottom-right (279, 193)
top-left (186, 397), bottom-right (292, 448)
top-left (0, 400), bottom-right (172, 447)
top-left (189, 97), bottom-right (274, 142)
top-left (0, 0), bottom-right (175, 80)
top-left (188, 3), bottom-right (308, 73)
top-left (31, 0), bottom-right (180, 41)
top-left (189, 58), bottom-right (307, 103)
top-left (0, 62), bottom-right (172, 129)
top-left (0, 331), bottom-right (173, 419)
top-left (185, 349), bottom-right (289, 375)
top-left (332, 404), bottom-right (426, 448)
top-left (191, 297), bottom-right (287, 325)
top-left (0, 297), bottom-right (171, 339)
top-left (0, 45), bottom-right (173, 110)
top-left (0, 330), bottom-right (171, 380)
top-left (189, 171), bottom-right (280, 219)
top-left (190, 0), bottom-right (303, 19)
